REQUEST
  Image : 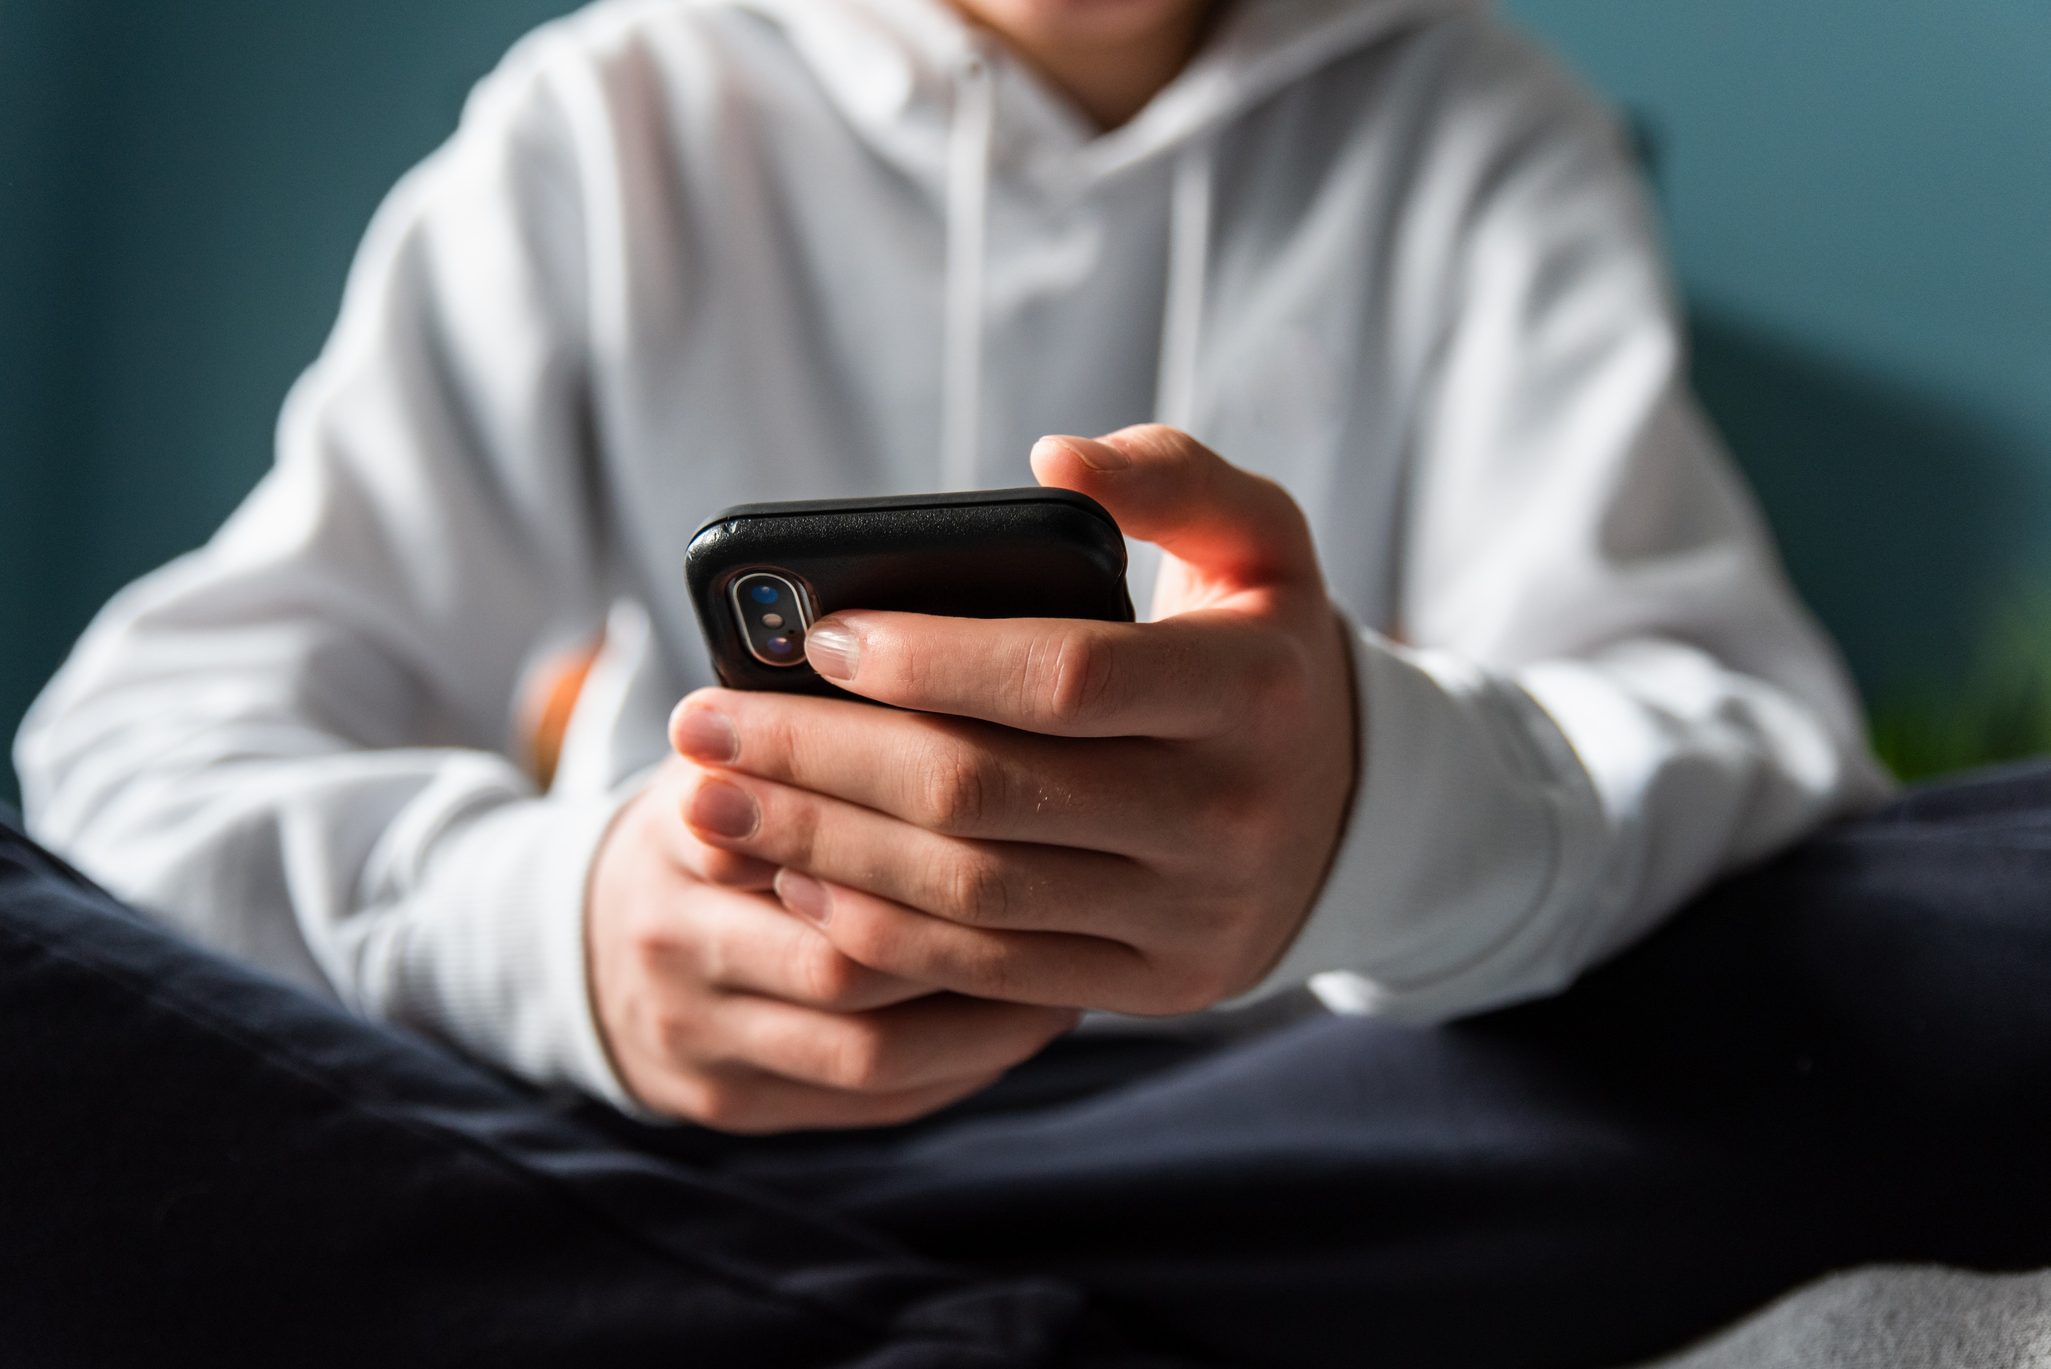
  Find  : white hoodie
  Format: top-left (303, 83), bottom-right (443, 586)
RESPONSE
top-left (16, 0), bottom-right (1889, 1108)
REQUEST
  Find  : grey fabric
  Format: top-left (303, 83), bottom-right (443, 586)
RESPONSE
top-left (1640, 1267), bottom-right (2051, 1369)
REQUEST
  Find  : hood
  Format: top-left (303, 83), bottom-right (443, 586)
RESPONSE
top-left (712, 0), bottom-right (1485, 486)
top-left (732, 0), bottom-right (1482, 182)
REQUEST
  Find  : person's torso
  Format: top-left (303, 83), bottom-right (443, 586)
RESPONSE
top-left (534, 0), bottom-right (1515, 795)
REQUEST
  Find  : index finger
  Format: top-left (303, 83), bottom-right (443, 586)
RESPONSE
top-left (801, 609), bottom-right (1292, 739)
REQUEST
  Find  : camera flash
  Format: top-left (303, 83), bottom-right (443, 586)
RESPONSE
top-left (761, 613), bottom-right (785, 628)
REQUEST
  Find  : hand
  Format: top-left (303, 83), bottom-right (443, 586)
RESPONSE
top-left (586, 757), bottom-right (1081, 1131)
top-left (672, 425), bottom-right (1358, 1016)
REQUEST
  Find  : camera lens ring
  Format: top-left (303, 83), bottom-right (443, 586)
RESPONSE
top-left (728, 571), bottom-right (813, 669)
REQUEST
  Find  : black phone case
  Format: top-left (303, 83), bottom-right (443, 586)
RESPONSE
top-left (686, 488), bottom-right (1135, 695)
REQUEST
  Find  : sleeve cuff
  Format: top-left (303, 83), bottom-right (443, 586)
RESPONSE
top-left (386, 785), bottom-right (646, 1111)
top-left (1227, 619), bottom-right (1607, 1022)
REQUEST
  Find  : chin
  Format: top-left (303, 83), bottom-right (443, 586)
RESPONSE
top-left (962, 0), bottom-right (1209, 44)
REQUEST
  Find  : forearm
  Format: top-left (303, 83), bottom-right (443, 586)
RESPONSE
top-left (16, 592), bottom-right (634, 1102)
top-left (1240, 619), bottom-right (1891, 1020)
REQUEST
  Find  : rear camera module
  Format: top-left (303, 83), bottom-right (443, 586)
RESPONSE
top-left (729, 571), bottom-right (813, 668)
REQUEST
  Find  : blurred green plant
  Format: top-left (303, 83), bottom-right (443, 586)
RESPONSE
top-left (1869, 587), bottom-right (2051, 782)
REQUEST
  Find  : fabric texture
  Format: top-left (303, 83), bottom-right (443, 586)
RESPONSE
top-left (0, 804), bottom-right (1131, 1369)
top-left (1640, 1267), bottom-right (2051, 1369)
top-left (16, 0), bottom-right (1884, 1106)
top-left (6, 763), bottom-right (2051, 1368)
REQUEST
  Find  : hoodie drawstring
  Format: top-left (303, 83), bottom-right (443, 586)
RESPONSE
top-left (941, 50), bottom-right (995, 490)
top-left (1154, 140), bottom-right (1215, 432)
top-left (942, 51), bottom-right (1215, 487)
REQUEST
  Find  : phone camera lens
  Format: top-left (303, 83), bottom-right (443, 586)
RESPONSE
top-left (732, 572), bottom-right (809, 668)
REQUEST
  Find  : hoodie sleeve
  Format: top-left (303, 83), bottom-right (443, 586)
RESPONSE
top-left (1239, 60), bottom-right (1892, 1020)
top-left (13, 39), bottom-right (638, 1106)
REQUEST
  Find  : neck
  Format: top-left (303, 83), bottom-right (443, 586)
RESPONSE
top-left (952, 3), bottom-right (1220, 130)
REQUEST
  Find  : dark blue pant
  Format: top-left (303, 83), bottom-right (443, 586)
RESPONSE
top-left (5, 766), bottom-right (2051, 1369)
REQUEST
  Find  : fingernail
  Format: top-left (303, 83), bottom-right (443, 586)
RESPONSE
top-left (1043, 433), bottom-right (1127, 471)
top-left (805, 621), bottom-right (858, 681)
top-left (672, 708), bottom-right (737, 764)
top-left (775, 869), bottom-right (831, 926)
top-left (687, 777), bottom-right (758, 839)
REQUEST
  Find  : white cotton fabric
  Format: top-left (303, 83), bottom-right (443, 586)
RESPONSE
top-left (1633, 1266), bottom-right (2051, 1369)
top-left (16, 0), bottom-right (1890, 1105)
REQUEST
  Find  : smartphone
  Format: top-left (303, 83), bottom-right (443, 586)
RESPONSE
top-left (685, 488), bottom-right (1135, 695)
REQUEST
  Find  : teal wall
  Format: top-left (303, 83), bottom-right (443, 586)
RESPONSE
top-left (3, 1), bottom-right (2049, 804)
top-left (1505, 0), bottom-right (2051, 705)
top-left (1, 0), bottom-right (576, 806)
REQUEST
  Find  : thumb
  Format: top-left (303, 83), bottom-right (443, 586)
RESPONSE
top-left (1030, 424), bottom-right (1319, 589)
